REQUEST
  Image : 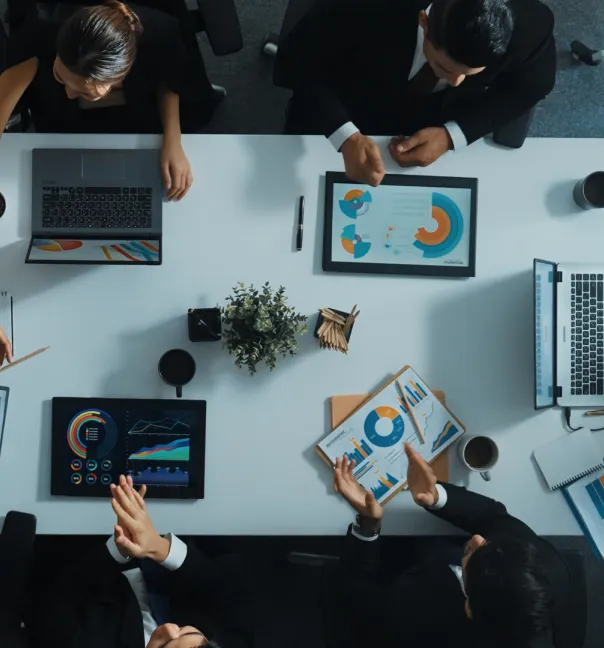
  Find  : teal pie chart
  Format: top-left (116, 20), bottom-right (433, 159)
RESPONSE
top-left (364, 406), bottom-right (405, 447)
top-left (341, 224), bottom-right (371, 259)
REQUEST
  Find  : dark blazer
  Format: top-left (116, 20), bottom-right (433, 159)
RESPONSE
top-left (334, 483), bottom-right (570, 648)
top-left (277, 0), bottom-right (556, 144)
top-left (32, 540), bottom-right (254, 648)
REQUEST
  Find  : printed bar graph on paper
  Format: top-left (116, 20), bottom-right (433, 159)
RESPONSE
top-left (405, 381), bottom-right (427, 408)
top-left (586, 477), bottom-right (604, 519)
top-left (345, 437), bottom-right (374, 464)
top-left (368, 471), bottom-right (399, 500)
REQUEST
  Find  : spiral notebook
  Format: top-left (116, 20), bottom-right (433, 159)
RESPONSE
top-left (533, 429), bottom-right (604, 491)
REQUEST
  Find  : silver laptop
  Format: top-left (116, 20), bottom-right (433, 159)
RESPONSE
top-left (26, 149), bottom-right (163, 265)
top-left (535, 259), bottom-right (604, 409)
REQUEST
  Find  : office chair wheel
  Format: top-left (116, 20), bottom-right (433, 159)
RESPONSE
top-left (571, 40), bottom-right (603, 65)
top-left (262, 33), bottom-right (279, 57)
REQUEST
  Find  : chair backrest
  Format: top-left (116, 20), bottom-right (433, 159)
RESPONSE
top-left (552, 550), bottom-right (587, 648)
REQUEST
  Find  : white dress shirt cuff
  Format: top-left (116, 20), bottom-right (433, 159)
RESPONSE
top-left (106, 535), bottom-right (132, 564)
top-left (429, 484), bottom-right (448, 510)
top-left (160, 533), bottom-right (188, 570)
top-left (350, 522), bottom-right (380, 542)
top-left (329, 122), bottom-right (360, 152)
top-left (444, 121), bottom-right (468, 151)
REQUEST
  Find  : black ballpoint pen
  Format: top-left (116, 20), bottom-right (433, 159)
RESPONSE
top-left (296, 196), bottom-right (305, 251)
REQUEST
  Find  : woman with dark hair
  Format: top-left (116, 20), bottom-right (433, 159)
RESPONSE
top-left (0, 1), bottom-right (216, 200)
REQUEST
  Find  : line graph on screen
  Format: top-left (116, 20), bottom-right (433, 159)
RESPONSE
top-left (127, 416), bottom-right (191, 436)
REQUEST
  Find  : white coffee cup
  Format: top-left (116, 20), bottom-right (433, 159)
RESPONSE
top-left (457, 435), bottom-right (499, 482)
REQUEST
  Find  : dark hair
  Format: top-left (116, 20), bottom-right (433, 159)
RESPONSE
top-left (465, 535), bottom-right (553, 645)
top-left (427, 0), bottom-right (514, 68)
top-left (56, 1), bottom-right (142, 84)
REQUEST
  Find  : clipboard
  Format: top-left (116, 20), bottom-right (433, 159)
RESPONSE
top-left (317, 365), bottom-right (465, 505)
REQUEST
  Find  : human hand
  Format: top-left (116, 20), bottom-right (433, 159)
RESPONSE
top-left (0, 326), bottom-right (12, 366)
top-left (341, 133), bottom-right (385, 187)
top-left (334, 455), bottom-right (384, 522)
top-left (388, 127), bottom-right (452, 168)
top-left (405, 442), bottom-right (438, 507)
top-left (111, 475), bottom-right (169, 561)
top-left (111, 475), bottom-right (147, 558)
top-left (161, 138), bottom-right (193, 201)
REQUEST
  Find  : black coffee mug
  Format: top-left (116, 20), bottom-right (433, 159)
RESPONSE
top-left (158, 349), bottom-right (196, 398)
top-left (573, 171), bottom-right (604, 210)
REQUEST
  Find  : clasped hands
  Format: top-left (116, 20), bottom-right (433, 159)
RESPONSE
top-left (341, 127), bottom-right (452, 187)
top-left (110, 474), bottom-right (170, 562)
top-left (334, 442), bottom-right (439, 525)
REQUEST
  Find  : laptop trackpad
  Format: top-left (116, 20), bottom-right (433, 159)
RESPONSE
top-left (82, 153), bottom-right (126, 182)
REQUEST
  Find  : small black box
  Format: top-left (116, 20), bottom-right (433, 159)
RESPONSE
top-left (188, 308), bottom-right (222, 342)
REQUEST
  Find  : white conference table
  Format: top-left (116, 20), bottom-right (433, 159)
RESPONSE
top-left (0, 133), bottom-right (602, 536)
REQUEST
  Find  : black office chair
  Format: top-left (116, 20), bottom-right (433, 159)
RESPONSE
top-left (263, 0), bottom-right (535, 149)
top-left (4, 0), bottom-right (243, 132)
top-left (0, 511), bottom-right (37, 648)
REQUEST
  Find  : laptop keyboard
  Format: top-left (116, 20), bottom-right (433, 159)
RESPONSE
top-left (571, 273), bottom-right (604, 395)
top-left (41, 186), bottom-right (153, 229)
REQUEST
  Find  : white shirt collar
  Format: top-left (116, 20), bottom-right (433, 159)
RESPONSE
top-left (409, 4), bottom-right (432, 80)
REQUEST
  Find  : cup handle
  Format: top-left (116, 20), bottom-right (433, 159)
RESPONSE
top-left (176, 385), bottom-right (182, 399)
top-left (480, 470), bottom-right (491, 482)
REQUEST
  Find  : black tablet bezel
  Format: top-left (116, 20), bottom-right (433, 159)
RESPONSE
top-left (323, 172), bottom-right (478, 278)
top-left (51, 397), bottom-right (206, 499)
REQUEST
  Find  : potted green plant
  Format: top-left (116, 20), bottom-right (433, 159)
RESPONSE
top-left (221, 282), bottom-right (307, 375)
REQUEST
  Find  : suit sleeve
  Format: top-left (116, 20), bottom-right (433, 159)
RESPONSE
top-left (166, 541), bottom-right (254, 645)
top-left (428, 482), bottom-right (539, 541)
top-left (453, 23), bottom-right (556, 144)
top-left (276, 3), bottom-right (365, 137)
top-left (32, 544), bottom-right (129, 648)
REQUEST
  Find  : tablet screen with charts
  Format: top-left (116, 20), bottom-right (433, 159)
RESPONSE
top-left (323, 172), bottom-right (477, 277)
top-left (51, 397), bottom-right (206, 499)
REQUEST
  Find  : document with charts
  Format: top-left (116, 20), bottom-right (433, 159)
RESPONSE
top-left (317, 366), bottom-right (466, 504)
top-left (330, 179), bottom-right (474, 268)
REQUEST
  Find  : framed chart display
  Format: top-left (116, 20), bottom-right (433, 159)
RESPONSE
top-left (323, 172), bottom-right (478, 278)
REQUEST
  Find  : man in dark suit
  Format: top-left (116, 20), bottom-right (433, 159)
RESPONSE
top-left (278, 0), bottom-right (556, 186)
top-left (33, 475), bottom-right (254, 648)
top-left (329, 444), bottom-right (570, 647)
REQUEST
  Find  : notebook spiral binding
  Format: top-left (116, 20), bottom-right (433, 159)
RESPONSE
top-left (555, 463), bottom-right (604, 489)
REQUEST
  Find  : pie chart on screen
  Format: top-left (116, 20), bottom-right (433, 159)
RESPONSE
top-left (34, 240), bottom-right (83, 252)
top-left (341, 224), bottom-right (371, 259)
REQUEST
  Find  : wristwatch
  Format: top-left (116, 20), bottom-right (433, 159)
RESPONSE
top-left (354, 514), bottom-right (381, 538)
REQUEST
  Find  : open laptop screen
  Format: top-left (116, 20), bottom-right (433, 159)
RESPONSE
top-left (534, 259), bottom-right (556, 409)
top-left (26, 238), bottom-right (161, 264)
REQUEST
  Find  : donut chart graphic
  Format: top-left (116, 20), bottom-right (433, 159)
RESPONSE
top-left (67, 409), bottom-right (118, 460)
top-left (364, 406), bottom-right (405, 447)
top-left (341, 224), bottom-right (371, 259)
top-left (339, 189), bottom-right (372, 219)
top-left (34, 239), bottom-right (83, 252)
top-left (413, 192), bottom-right (464, 258)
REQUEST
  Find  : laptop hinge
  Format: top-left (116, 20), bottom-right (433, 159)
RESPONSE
top-left (556, 270), bottom-right (563, 282)
top-left (556, 386), bottom-right (562, 398)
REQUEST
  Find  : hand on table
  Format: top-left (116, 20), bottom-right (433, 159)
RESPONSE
top-left (0, 326), bottom-right (12, 366)
top-left (111, 475), bottom-right (147, 558)
top-left (161, 138), bottom-right (193, 201)
top-left (388, 127), bottom-right (452, 168)
top-left (405, 442), bottom-right (438, 507)
top-left (110, 474), bottom-right (170, 562)
top-left (341, 133), bottom-right (385, 187)
top-left (334, 455), bottom-right (384, 522)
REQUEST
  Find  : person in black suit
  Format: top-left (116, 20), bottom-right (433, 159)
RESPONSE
top-left (33, 475), bottom-right (253, 648)
top-left (328, 444), bottom-right (570, 647)
top-left (278, 0), bottom-right (556, 186)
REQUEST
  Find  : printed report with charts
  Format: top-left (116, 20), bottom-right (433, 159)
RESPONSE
top-left (317, 366), bottom-right (466, 503)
